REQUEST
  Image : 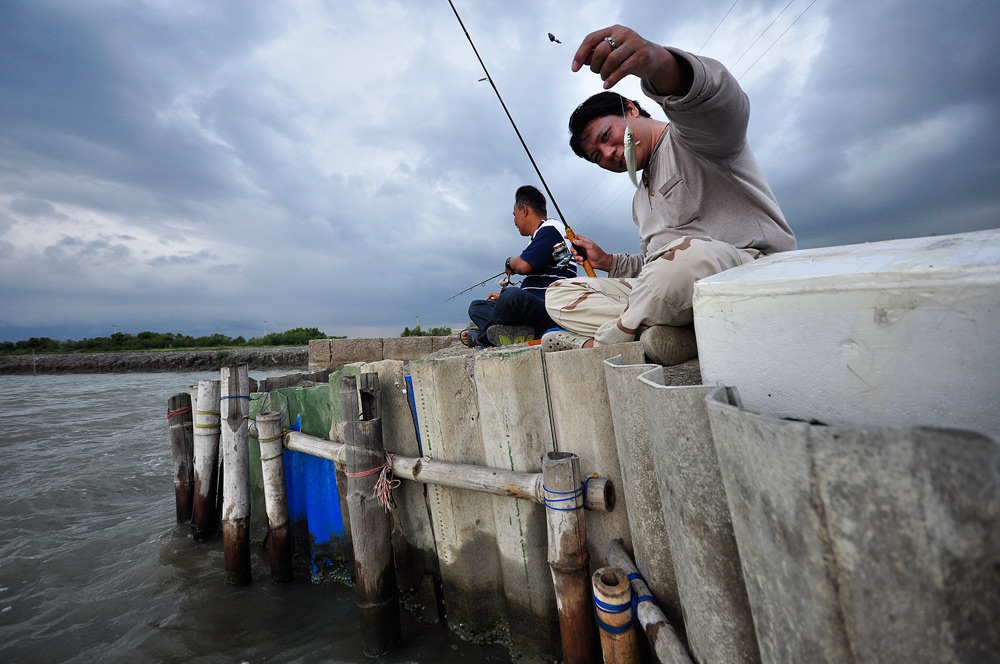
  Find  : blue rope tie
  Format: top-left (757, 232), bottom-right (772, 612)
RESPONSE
top-left (542, 481), bottom-right (591, 511)
top-left (593, 591), bottom-right (634, 634)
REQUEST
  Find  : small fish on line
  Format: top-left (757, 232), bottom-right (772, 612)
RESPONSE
top-left (548, 32), bottom-right (561, 44)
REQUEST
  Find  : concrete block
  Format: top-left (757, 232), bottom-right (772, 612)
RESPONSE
top-left (706, 387), bottom-right (1000, 663)
top-left (543, 342), bottom-right (643, 569)
top-left (363, 360), bottom-right (440, 623)
top-left (409, 355), bottom-right (506, 643)
top-left (330, 338), bottom-right (383, 364)
top-left (308, 338), bottom-right (332, 365)
top-left (383, 336), bottom-right (433, 360)
top-left (637, 371), bottom-right (760, 664)
top-left (475, 346), bottom-right (560, 661)
top-left (602, 356), bottom-right (683, 634)
top-left (432, 335), bottom-right (462, 353)
top-left (694, 229), bottom-right (1000, 436)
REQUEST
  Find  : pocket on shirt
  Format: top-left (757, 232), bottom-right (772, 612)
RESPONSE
top-left (653, 175), bottom-right (699, 227)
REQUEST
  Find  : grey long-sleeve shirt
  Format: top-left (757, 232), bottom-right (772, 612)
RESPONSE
top-left (609, 47), bottom-right (797, 278)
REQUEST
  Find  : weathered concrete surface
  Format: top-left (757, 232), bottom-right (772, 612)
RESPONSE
top-left (544, 342), bottom-right (643, 569)
top-left (363, 359), bottom-right (440, 623)
top-left (409, 355), bottom-right (507, 643)
top-left (707, 387), bottom-right (1000, 664)
top-left (638, 373), bottom-right (760, 664)
top-left (602, 356), bottom-right (683, 635)
top-left (475, 346), bottom-right (560, 662)
top-left (308, 338), bottom-right (332, 364)
top-left (331, 338), bottom-right (384, 364)
top-left (383, 336), bottom-right (433, 360)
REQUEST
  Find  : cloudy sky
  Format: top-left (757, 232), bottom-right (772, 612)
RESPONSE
top-left (2, 0), bottom-right (997, 342)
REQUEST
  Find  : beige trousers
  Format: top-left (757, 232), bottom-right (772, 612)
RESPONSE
top-left (544, 236), bottom-right (760, 346)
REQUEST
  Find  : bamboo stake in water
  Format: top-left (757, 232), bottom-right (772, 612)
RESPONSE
top-left (342, 374), bottom-right (401, 657)
top-left (167, 392), bottom-right (195, 523)
top-left (221, 364), bottom-right (251, 585)
top-left (543, 451), bottom-right (600, 664)
top-left (256, 410), bottom-right (292, 583)
top-left (593, 566), bottom-right (640, 664)
top-left (606, 540), bottom-right (693, 664)
top-left (190, 379), bottom-right (221, 541)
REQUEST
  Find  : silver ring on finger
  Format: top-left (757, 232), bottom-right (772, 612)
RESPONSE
top-left (604, 35), bottom-right (617, 50)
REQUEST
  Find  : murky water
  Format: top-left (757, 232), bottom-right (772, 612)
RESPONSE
top-left (0, 371), bottom-right (510, 663)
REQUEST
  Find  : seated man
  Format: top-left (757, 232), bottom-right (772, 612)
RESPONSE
top-left (462, 185), bottom-right (577, 347)
top-left (544, 25), bottom-right (797, 364)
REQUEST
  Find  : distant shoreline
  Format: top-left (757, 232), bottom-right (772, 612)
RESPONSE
top-left (0, 347), bottom-right (308, 375)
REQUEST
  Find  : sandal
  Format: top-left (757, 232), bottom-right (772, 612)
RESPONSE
top-left (460, 328), bottom-right (484, 348)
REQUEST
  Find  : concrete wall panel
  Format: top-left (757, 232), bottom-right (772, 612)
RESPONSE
top-left (602, 356), bottom-right (683, 633)
top-left (638, 372), bottom-right (760, 664)
top-left (544, 342), bottom-right (643, 568)
top-left (409, 356), bottom-right (506, 643)
top-left (475, 347), bottom-right (560, 662)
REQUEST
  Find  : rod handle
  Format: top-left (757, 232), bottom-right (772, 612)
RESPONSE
top-left (565, 228), bottom-right (597, 278)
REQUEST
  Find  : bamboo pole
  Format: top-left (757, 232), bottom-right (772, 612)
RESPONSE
top-left (606, 540), bottom-right (693, 664)
top-left (191, 379), bottom-right (221, 542)
top-left (342, 374), bottom-right (401, 657)
top-left (543, 451), bottom-right (599, 664)
top-left (593, 566), bottom-right (640, 664)
top-left (284, 431), bottom-right (615, 512)
top-left (256, 410), bottom-right (292, 583)
top-left (221, 364), bottom-right (252, 585)
top-left (167, 392), bottom-right (195, 523)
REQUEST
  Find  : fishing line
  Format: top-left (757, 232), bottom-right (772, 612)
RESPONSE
top-left (446, 0), bottom-right (596, 276)
top-left (737, 0), bottom-right (821, 80)
top-left (699, 0), bottom-right (741, 52)
top-left (729, 0), bottom-right (796, 70)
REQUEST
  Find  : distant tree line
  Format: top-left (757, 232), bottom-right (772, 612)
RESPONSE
top-left (0, 327), bottom-right (339, 354)
top-left (400, 325), bottom-right (452, 337)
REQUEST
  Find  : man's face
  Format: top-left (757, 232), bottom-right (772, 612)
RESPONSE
top-left (512, 204), bottom-right (532, 237)
top-left (579, 113), bottom-right (638, 173)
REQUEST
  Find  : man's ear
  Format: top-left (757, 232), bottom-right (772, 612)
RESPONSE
top-left (626, 100), bottom-right (640, 118)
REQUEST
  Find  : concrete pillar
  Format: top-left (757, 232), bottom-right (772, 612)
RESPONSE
top-left (544, 342), bottom-right (643, 568)
top-left (637, 371), bottom-right (760, 664)
top-left (475, 346), bottom-right (560, 661)
top-left (409, 355), bottom-right (506, 643)
top-left (706, 386), bottom-right (1000, 663)
top-left (601, 356), bottom-right (682, 633)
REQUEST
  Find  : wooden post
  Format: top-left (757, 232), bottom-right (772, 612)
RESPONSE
top-left (221, 364), bottom-right (252, 585)
top-left (593, 566), bottom-right (640, 664)
top-left (342, 373), bottom-right (401, 657)
top-left (256, 410), bottom-right (292, 583)
top-left (284, 430), bottom-right (615, 512)
top-left (606, 540), bottom-right (693, 664)
top-left (191, 379), bottom-right (221, 541)
top-left (167, 392), bottom-right (195, 523)
top-left (543, 451), bottom-right (599, 664)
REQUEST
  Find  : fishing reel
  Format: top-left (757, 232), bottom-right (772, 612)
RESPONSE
top-left (551, 241), bottom-right (573, 268)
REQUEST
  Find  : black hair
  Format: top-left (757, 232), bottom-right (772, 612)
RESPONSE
top-left (568, 92), bottom-right (650, 160)
top-left (515, 184), bottom-right (547, 216)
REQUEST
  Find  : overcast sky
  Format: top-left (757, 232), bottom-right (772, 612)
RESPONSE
top-left (2, 0), bottom-right (998, 342)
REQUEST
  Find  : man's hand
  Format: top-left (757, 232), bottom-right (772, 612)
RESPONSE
top-left (486, 292), bottom-right (500, 302)
top-left (571, 25), bottom-right (691, 95)
top-left (569, 234), bottom-right (612, 272)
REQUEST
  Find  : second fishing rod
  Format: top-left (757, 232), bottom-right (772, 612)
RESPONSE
top-left (446, 0), bottom-right (596, 277)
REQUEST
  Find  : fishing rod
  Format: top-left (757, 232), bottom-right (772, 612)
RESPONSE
top-left (445, 271), bottom-right (511, 302)
top-left (446, 0), bottom-right (597, 277)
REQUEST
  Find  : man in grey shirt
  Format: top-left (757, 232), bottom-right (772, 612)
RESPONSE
top-left (544, 24), bottom-right (796, 364)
